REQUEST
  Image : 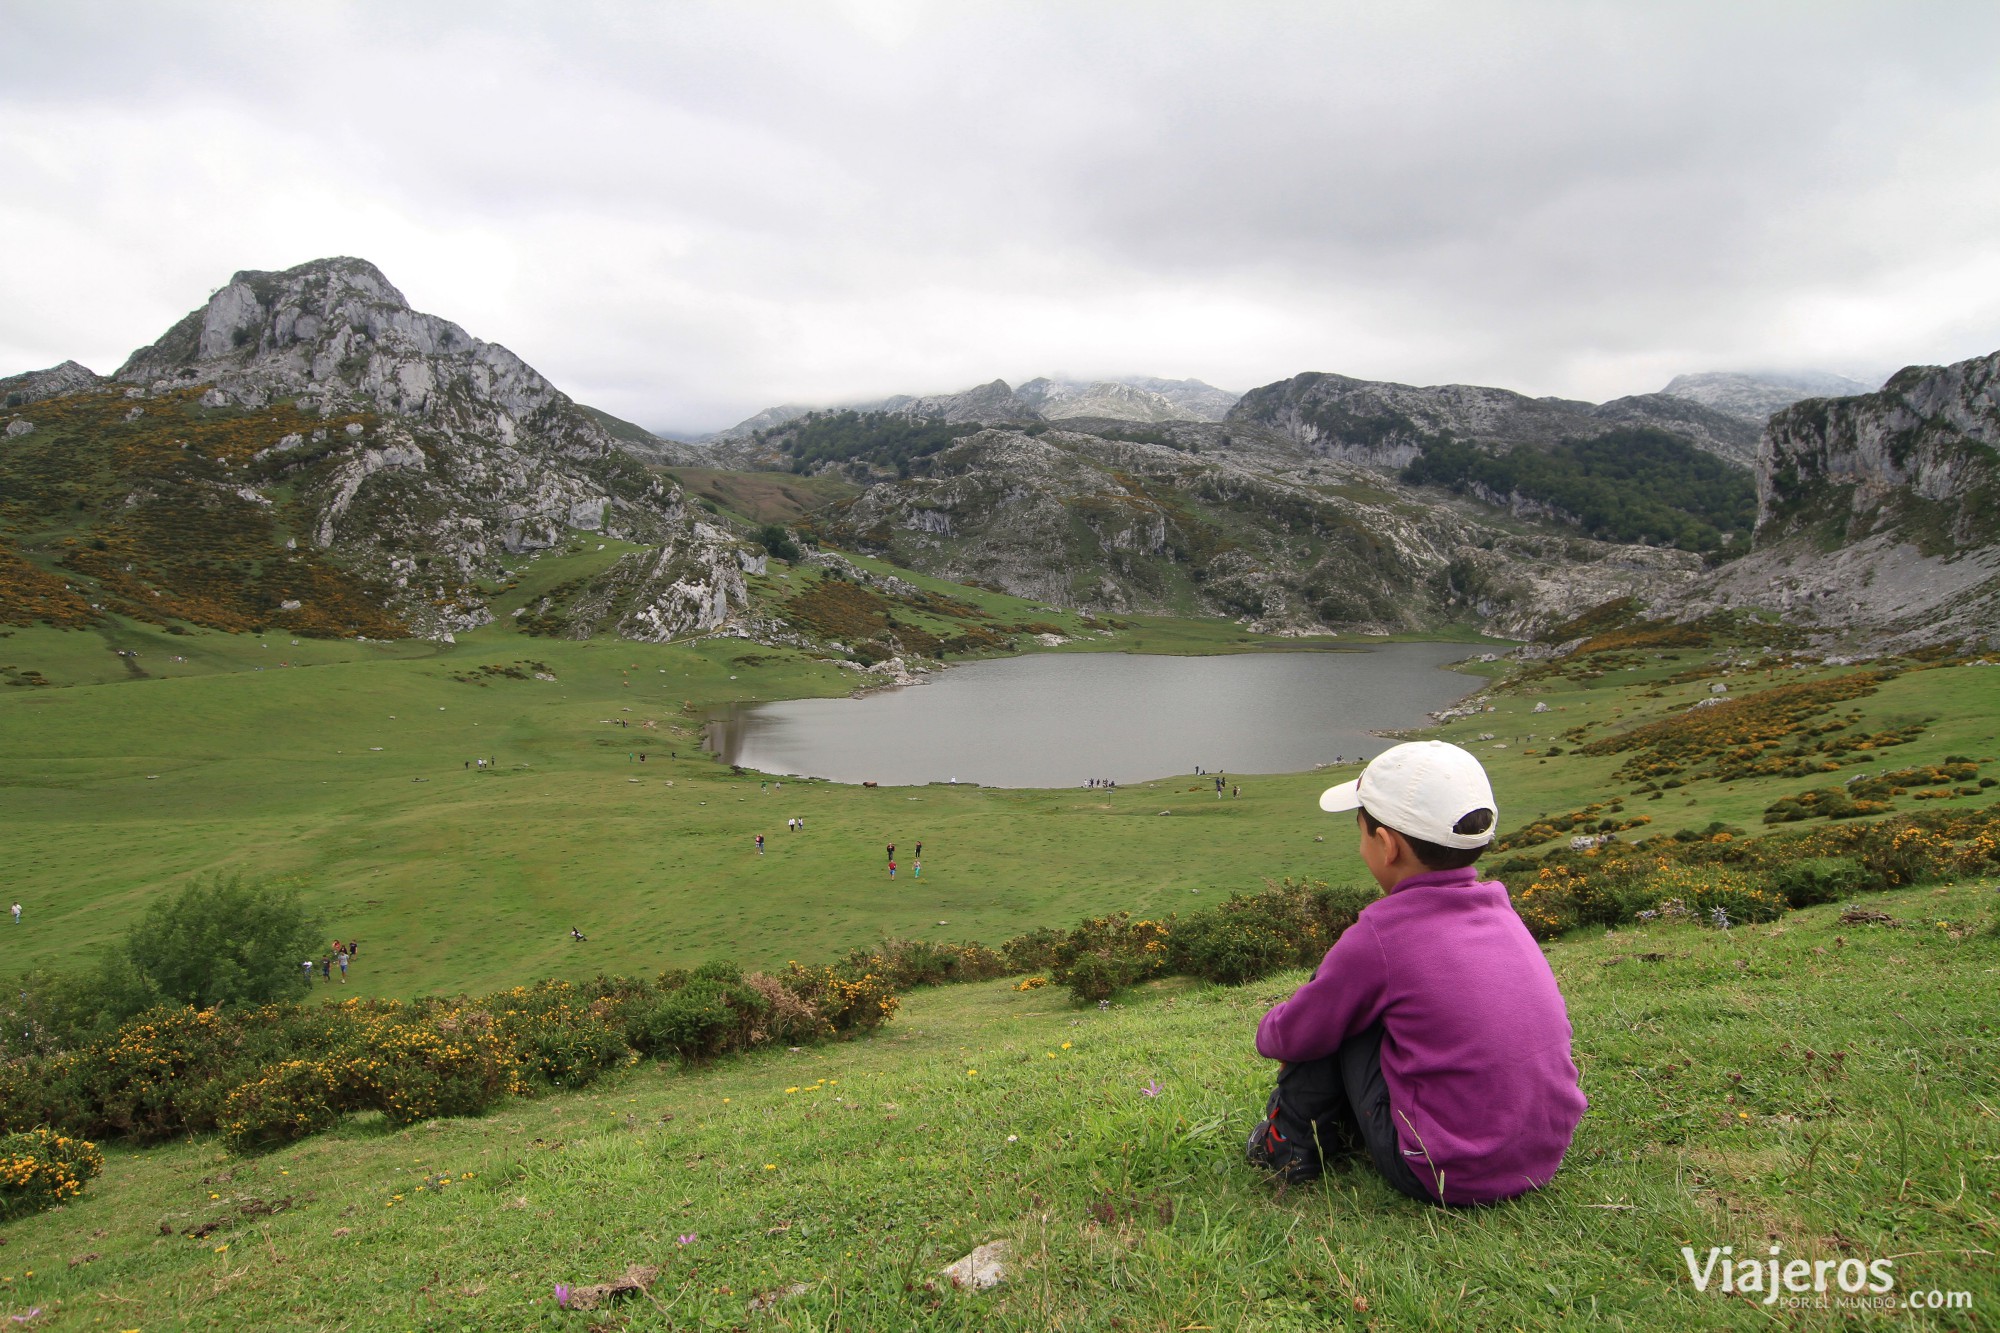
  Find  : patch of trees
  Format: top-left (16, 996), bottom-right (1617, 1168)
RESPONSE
top-left (1401, 427), bottom-right (1755, 554)
top-left (770, 411), bottom-right (982, 478)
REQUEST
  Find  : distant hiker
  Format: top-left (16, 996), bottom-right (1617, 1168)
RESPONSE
top-left (9, 903), bottom-right (17, 924)
top-left (349, 941), bottom-right (359, 960)
top-left (303, 959), bottom-right (315, 981)
top-left (464, 760), bottom-right (469, 770)
top-left (755, 834), bottom-right (765, 855)
top-left (320, 956), bottom-right (332, 982)
top-left (571, 927), bottom-right (587, 942)
top-left (640, 753), bottom-right (646, 762)
top-left (913, 859), bottom-right (922, 879)
top-left (914, 841), bottom-right (922, 859)
top-left (1233, 785), bottom-right (1240, 799)
top-left (886, 843), bottom-right (895, 861)
top-left (888, 859), bottom-right (897, 879)
top-left (1247, 741), bottom-right (1584, 1205)
top-left (337, 950), bottom-right (349, 981)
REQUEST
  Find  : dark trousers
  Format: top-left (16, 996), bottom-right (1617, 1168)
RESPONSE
top-left (1248, 1022), bottom-right (1436, 1202)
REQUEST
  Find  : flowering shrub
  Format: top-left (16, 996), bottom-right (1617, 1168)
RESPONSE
top-left (219, 1059), bottom-right (344, 1152)
top-left (1006, 881), bottom-right (1380, 1004)
top-left (835, 938), bottom-right (1007, 989)
top-left (1579, 673), bottom-right (1895, 787)
top-left (0, 945), bottom-right (919, 1151)
top-left (485, 982), bottom-right (631, 1088)
top-left (777, 963), bottom-right (898, 1035)
top-left (0, 1128), bottom-right (103, 1218)
top-left (1499, 805), bottom-right (2000, 939)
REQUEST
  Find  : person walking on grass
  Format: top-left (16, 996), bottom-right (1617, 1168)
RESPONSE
top-left (1247, 741), bottom-right (1585, 1205)
top-left (755, 833), bottom-right (765, 856)
top-left (888, 859), bottom-right (897, 879)
top-left (303, 958), bottom-right (314, 983)
top-left (9, 903), bottom-right (18, 924)
top-left (337, 949), bottom-right (349, 982)
top-left (912, 859), bottom-right (921, 879)
top-left (321, 956), bottom-right (333, 983)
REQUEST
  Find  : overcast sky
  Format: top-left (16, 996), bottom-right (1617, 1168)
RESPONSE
top-left (4, 1), bottom-right (1999, 433)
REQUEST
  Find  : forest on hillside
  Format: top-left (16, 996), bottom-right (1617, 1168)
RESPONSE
top-left (1401, 427), bottom-right (1756, 554)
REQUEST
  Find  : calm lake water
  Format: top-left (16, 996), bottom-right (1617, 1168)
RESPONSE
top-left (705, 644), bottom-right (1483, 788)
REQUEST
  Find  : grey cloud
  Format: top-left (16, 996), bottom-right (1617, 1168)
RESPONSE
top-left (3, 1), bottom-right (1999, 431)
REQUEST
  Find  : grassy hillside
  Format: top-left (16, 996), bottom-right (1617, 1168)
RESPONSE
top-left (1, 552), bottom-right (1997, 1328)
top-left (0, 556), bottom-right (1467, 997)
top-left (0, 878), bottom-right (1991, 1328)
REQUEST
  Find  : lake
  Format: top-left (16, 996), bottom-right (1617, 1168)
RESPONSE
top-left (704, 643), bottom-right (1485, 788)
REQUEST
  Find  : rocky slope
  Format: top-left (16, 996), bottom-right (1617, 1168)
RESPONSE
top-left (1684, 350), bottom-right (2000, 649)
top-left (808, 424), bottom-right (1705, 637)
top-left (1230, 371), bottom-right (1762, 468)
top-left (1, 258), bottom-right (749, 640)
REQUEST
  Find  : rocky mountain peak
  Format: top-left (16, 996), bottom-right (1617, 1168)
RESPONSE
top-left (40, 256), bottom-right (755, 641)
top-left (0, 359), bottom-right (105, 408)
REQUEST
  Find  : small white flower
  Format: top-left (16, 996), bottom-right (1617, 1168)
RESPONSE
top-left (1006, 1135), bottom-right (1018, 1143)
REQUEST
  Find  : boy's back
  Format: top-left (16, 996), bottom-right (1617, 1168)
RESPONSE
top-left (1258, 865), bottom-right (1585, 1203)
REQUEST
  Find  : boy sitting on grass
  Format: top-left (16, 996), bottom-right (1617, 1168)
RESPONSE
top-left (1248, 740), bottom-right (1587, 1205)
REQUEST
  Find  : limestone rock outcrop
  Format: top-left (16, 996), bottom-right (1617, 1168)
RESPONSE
top-left (1680, 350), bottom-right (2000, 650)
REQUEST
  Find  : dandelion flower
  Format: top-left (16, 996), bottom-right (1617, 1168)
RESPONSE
top-left (764, 1163), bottom-right (776, 1171)
top-left (1737, 1112), bottom-right (1749, 1120)
top-left (1061, 1042), bottom-right (1072, 1050)
top-left (966, 1069), bottom-right (978, 1077)
top-left (214, 1245), bottom-right (227, 1253)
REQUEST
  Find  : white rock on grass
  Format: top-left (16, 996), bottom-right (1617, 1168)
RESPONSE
top-left (941, 1240), bottom-right (1010, 1291)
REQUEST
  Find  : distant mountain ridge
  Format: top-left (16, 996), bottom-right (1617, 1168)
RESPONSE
top-left (1661, 370), bottom-right (1881, 423)
top-left (697, 374), bottom-right (1241, 445)
top-left (1228, 371), bottom-right (1762, 468)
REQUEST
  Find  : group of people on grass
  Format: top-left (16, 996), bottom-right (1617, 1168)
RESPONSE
top-left (303, 939), bottom-right (359, 984)
top-left (886, 840), bottom-right (920, 879)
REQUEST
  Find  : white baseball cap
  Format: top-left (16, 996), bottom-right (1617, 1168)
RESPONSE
top-left (1317, 740), bottom-right (1498, 848)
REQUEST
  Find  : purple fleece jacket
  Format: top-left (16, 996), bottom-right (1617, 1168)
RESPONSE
top-left (1255, 867), bottom-right (1586, 1204)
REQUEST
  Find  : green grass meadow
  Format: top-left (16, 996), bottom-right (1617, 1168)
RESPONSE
top-left (1, 552), bottom-right (1998, 1329)
top-left (0, 879), bottom-right (1991, 1329)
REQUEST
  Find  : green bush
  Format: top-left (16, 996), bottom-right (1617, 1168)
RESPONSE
top-left (1000, 927), bottom-right (1065, 973)
top-left (1765, 856), bottom-right (1868, 907)
top-left (127, 874), bottom-right (323, 1010)
top-left (1059, 950), bottom-right (1149, 1004)
top-left (640, 977), bottom-right (768, 1062)
top-left (0, 1127), bottom-right (104, 1218)
top-left (1166, 908), bottom-right (1296, 985)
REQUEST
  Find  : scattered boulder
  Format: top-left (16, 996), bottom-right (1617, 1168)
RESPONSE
top-left (941, 1240), bottom-right (1010, 1291)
